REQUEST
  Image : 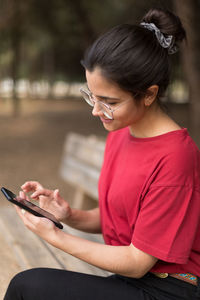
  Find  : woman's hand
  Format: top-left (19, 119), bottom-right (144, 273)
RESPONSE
top-left (15, 194), bottom-right (59, 245)
top-left (21, 181), bottom-right (101, 233)
top-left (21, 181), bottom-right (72, 223)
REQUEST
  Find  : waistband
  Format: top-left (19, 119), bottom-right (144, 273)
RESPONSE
top-left (152, 272), bottom-right (198, 286)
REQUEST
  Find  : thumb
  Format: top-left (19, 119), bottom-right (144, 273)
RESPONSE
top-left (54, 189), bottom-right (61, 200)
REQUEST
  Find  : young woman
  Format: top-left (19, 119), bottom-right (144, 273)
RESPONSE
top-left (4, 8), bottom-right (200, 300)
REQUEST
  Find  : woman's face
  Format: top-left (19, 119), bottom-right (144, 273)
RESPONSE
top-left (85, 68), bottom-right (149, 133)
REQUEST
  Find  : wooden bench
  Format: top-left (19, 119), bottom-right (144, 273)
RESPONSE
top-left (0, 206), bottom-right (109, 276)
top-left (59, 132), bottom-right (108, 273)
top-left (60, 132), bottom-right (106, 209)
top-left (0, 132), bottom-right (109, 278)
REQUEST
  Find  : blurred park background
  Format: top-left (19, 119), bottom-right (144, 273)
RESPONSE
top-left (0, 0), bottom-right (200, 207)
top-left (0, 0), bottom-right (200, 296)
top-left (0, 0), bottom-right (199, 216)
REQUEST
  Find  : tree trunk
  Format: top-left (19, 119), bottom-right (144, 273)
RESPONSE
top-left (68, 0), bottom-right (95, 45)
top-left (11, 33), bottom-right (21, 117)
top-left (44, 46), bottom-right (55, 100)
top-left (173, 0), bottom-right (200, 147)
top-left (10, 0), bottom-right (22, 117)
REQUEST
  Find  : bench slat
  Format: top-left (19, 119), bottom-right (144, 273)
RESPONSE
top-left (60, 156), bottom-right (99, 199)
top-left (0, 207), bottom-right (62, 270)
top-left (60, 133), bottom-right (106, 202)
top-left (0, 206), bottom-right (110, 276)
top-left (63, 133), bottom-right (105, 169)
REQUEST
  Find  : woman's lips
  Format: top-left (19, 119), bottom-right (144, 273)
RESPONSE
top-left (100, 117), bottom-right (113, 123)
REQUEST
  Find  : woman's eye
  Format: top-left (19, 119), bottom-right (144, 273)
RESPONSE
top-left (108, 102), bottom-right (117, 106)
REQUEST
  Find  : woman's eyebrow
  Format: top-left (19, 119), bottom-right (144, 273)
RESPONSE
top-left (96, 95), bottom-right (120, 101)
top-left (86, 85), bottom-right (120, 101)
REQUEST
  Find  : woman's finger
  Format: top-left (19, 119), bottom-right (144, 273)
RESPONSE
top-left (19, 190), bottom-right (29, 200)
top-left (21, 181), bottom-right (43, 193)
top-left (15, 205), bottom-right (40, 225)
top-left (14, 205), bottom-right (55, 233)
top-left (15, 205), bottom-right (29, 222)
top-left (31, 188), bottom-right (52, 200)
top-left (53, 189), bottom-right (61, 200)
top-left (21, 208), bottom-right (26, 215)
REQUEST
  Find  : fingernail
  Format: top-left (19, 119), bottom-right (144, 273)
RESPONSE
top-left (54, 189), bottom-right (59, 196)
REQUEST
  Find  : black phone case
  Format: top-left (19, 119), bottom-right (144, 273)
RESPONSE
top-left (1, 187), bottom-right (63, 229)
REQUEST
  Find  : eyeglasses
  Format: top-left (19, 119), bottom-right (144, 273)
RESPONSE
top-left (80, 87), bottom-right (131, 120)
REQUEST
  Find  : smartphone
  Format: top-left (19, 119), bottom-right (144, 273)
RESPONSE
top-left (1, 187), bottom-right (63, 229)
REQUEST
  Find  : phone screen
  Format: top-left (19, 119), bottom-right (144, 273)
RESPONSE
top-left (1, 187), bottom-right (63, 229)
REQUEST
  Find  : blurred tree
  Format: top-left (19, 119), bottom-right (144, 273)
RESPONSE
top-left (16, 0), bottom-right (174, 83)
top-left (0, 0), bottom-right (174, 86)
top-left (173, 0), bottom-right (200, 146)
top-left (0, 0), bottom-right (32, 115)
top-left (2, 0), bottom-right (198, 133)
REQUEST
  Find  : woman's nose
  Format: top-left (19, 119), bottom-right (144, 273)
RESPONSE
top-left (92, 102), bottom-right (103, 117)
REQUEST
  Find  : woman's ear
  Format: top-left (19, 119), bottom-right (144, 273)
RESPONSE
top-left (144, 85), bottom-right (159, 106)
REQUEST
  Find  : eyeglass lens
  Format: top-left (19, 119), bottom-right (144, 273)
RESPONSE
top-left (80, 89), bottom-right (113, 119)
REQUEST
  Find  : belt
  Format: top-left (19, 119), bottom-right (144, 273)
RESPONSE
top-left (152, 272), bottom-right (198, 286)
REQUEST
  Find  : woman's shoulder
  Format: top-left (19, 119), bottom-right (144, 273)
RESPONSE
top-left (159, 130), bottom-right (200, 188)
top-left (167, 129), bottom-right (199, 162)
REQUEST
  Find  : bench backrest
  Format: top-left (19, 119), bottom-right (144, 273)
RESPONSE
top-left (60, 133), bottom-right (106, 200)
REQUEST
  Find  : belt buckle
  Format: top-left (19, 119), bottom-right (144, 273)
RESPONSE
top-left (153, 272), bottom-right (169, 279)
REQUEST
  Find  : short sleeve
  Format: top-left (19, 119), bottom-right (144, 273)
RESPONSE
top-left (132, 185), bottom-right (200, 264)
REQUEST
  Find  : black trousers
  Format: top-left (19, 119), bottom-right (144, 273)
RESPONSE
top-left (3, 268), bottom-right (200, 300)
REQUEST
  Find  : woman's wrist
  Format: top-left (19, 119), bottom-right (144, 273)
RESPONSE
top-left (62, 207), bottom-right (78, 225)
top-left (62, 207), bottom-right (101, 233)
top-left (42, 223), bottom-right (64, 248)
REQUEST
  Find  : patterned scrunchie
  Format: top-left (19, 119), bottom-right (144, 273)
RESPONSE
top-left (140, 22), bottom-right (178, 54)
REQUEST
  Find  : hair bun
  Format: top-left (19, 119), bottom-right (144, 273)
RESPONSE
top-left (142, 8), bottom-right (186, 44)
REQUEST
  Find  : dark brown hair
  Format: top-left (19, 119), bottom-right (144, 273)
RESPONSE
top-left (81, 8), bottom-right (186, 101)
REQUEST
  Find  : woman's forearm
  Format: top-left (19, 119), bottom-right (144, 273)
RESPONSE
top-left (50, 229), bottom-right (157, 279)
top-left (15, 205), bottom-right (157, 278)
top-left (63, 207), bottom-right (102, 233)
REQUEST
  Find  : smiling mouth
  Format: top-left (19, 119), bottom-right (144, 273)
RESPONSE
top-left (100, 117), bottom-right (113, 123)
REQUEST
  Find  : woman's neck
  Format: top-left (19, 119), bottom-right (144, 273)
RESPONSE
top-left (129, 105), bottom-right (181, 138)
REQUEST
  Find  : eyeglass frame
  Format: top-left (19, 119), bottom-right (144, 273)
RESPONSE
top-left (80, 87), bottom-right (132, 120)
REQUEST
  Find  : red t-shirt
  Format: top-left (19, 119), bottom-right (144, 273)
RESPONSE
top-left (99, 127), bottom-right (200, 276)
